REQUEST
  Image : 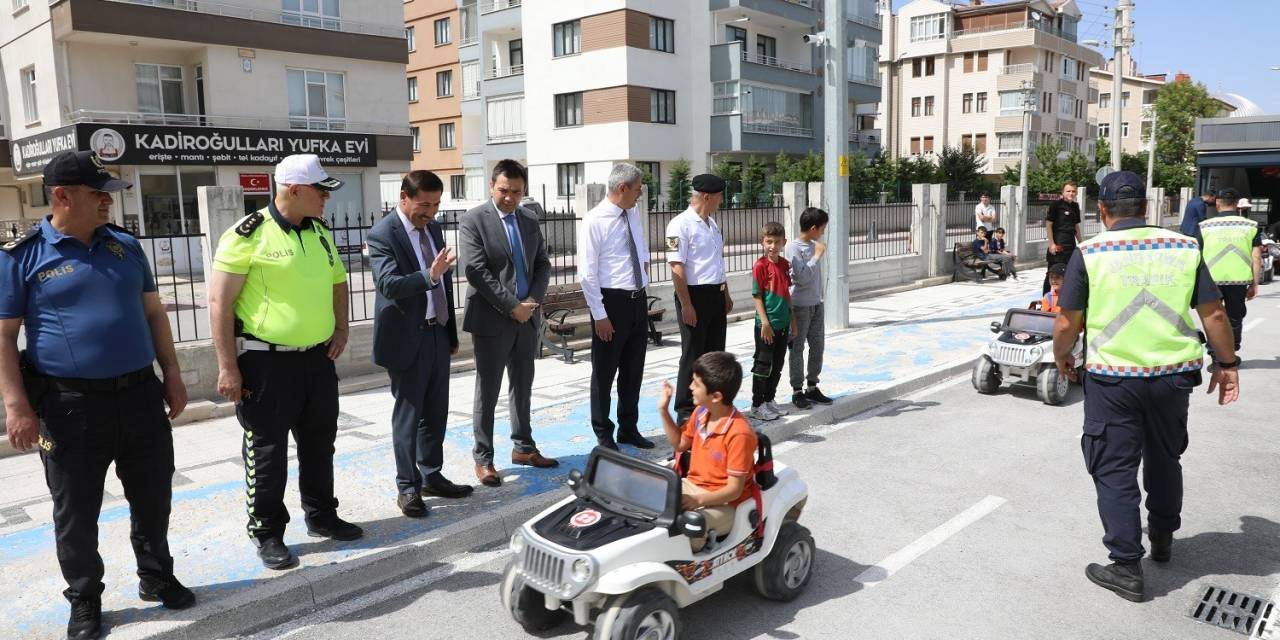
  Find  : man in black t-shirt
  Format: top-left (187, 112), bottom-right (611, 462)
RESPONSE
top-left (1044, 182), bottom-right (1082, 293)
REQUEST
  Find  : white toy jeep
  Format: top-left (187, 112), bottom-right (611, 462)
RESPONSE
top-left (500, 439), bottom-right (811, 640)
top-left (972, 308), bottom-right (1082, 405)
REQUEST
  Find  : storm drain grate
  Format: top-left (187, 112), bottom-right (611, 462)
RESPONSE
top-left (1187, 585), bottom-right (1274, 636)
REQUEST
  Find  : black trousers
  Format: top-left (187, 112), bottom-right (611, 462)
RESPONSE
top-left (36, 372), bottom-right (174, 602)
top-left (674, 284), bottom-right (728, 423)
top-left (1043, 243), bottom-right (1076, 294)
top-left (752, 324), bottom-right (789, 406)
top-left (1218, 284), bottom-right (1248, 353)
top-left (388, 324), bottom-right (450, 494)
top-left (1081, 372), bottom-right (1195, 562)
top-left (236, 347), bottom-right (339, 541)
top-left (590, 291), bottom-right (649, 442)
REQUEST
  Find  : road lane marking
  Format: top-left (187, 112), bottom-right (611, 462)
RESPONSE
top-left (853, 495), bottom-right (1007, 589)
top-left (1244, 318), bottom-right (1264, 333)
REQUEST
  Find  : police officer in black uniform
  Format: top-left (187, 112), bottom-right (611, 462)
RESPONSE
top-left (0, 151), bottom-right (194, 640)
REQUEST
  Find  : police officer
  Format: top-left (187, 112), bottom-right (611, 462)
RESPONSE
top-left (1195, 187), bottom-right (1262, 363)
top-left (209, 154), bottom-right (363, 571)
top-left (666, 174), bottom-right (732, 424)
top-left (0, 151), bottom-right (193, 640)
top-left (1052, 171), bottom-right (1240, 602)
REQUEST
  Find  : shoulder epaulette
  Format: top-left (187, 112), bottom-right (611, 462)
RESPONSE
top-left (235, 211), bottom-right (266, 238)
top-left (1, 228), bottom-right (40, 253)
top-left (104, 223), bottom-right (135, 236)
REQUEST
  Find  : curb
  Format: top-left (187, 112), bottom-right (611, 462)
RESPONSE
top-left (115, 357), bottom-right (977, 640)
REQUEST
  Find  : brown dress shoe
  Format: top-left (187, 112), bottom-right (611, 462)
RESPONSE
top-left (512, 450), bottom-right (560, 468)
top-left (475, 463), bottom-right (502, 487)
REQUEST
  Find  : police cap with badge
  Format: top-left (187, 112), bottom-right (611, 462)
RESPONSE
top-left (2, 151), bottom-right (131, 252)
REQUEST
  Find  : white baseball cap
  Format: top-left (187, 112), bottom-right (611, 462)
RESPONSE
top-left (1237, 197), bottom-right (1252, 209)
top-left (274, 154), bottom-right (343, 191)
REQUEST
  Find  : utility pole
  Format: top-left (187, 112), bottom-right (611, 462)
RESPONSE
top-left (821, 0), bottom-right (849, 331)
top-left (1144, 106), bottom-right (1157, 191)
top-left (1017, 81), bottom-right (1037, 214)
top-left (1110, 0), bottom-right (1133, 171)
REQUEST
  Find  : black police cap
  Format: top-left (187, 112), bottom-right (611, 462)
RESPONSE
top-left (1098, 170), bottom-right (1145, 201)
top-left (691, 173), bottom-right (726, 194)
top-left (43, 151), bottom-right (132, 192)
top-left (1216, 187), bottom-right (1240, 200)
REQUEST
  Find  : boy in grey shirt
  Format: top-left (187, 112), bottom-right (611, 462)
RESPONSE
top-left (785, 207), bottom-right (834, 409)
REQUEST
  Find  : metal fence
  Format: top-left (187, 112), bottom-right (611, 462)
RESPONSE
top-left (848, 202), bottom-right (916, 260)
top-left (647, 206), bottom-right (785, 284)
top-left (137, 233), bottom-right (208, 344)
top-left (943, 200), bottom-right (1003, 244)
top-left (1025, 201), bottom-right (1053, 242)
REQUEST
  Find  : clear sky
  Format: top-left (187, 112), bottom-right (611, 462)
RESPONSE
top-left (891, 0), bottom-right (1278, 114)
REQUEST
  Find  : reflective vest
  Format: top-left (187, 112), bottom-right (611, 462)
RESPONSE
top-left (1080, 226), bottom-right (1203, 377)
top-left (1198, 215), bottom-right (1257, 285)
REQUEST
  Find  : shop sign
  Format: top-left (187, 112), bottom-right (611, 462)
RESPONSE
top-left (10, 125), bottom-right (79, 177)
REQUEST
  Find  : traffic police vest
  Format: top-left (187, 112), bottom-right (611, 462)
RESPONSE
top-left (1080, 226), bottom-right (1203, 377)
top-left (1198, 215), bottom-right (1257, 285)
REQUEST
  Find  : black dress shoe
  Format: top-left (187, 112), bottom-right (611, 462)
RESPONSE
top-left (792, 392), bottom-right (813, 410)
top-left (1085, 561), bottom-right (1144, 602)
top-left (617, 432), bottom-right (656, 449)
top-left (306, 517), bottom-right (364, 541)
top-left (255, 537), bottom-right (298, 570)
top-left (1149, 530), bottom-right (1172, 562)
top-left (67, 598), bottom-right (101, 640)
top-left (806, 387), bottom-right (834, 405)
top-left (397, 492), bottom-right (430, 518)
top-left (422, 475), bottom-right (474, 499)
top-left (598, 439), bottom-right (620, 451)
top-left (139, 575), bottom-right (196, 609)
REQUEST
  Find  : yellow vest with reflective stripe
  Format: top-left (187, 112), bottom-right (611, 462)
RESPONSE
top-left (1080, 226), bottom-right (1203, 377)
top-left (1198, 215), bottom-right (1257, 285)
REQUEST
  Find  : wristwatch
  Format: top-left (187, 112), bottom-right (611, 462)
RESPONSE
top-left (1215, 357), bottom-right (1242, 370)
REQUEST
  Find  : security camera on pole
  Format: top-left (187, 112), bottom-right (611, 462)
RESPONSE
top-left (807, 0), bottom-right (849, 330)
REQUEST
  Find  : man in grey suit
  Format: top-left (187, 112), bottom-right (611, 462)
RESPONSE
top-left (368, 170), bottom-right (474, 518)
top-left (460, 159), bottom-right (559, 487)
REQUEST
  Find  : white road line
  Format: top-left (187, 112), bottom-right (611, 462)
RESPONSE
top-left (853, 495), bottom-right (1007, 589)
top-left (249, 547), bottom-right (511, 639)
top-left (1244, 318), bottom-right (1264, 333)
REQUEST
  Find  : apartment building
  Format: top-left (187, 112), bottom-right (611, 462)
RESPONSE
top-left (2, 0), bottom-right (411, 235)
top-left (880, 0), bottom-right (1104, 177)
top-left (406, 0), bottom-right (464, 199)
top-left (1087, 58), bottom-right (1164, 156)
top-left (452, 0), bottom-right (883, 210)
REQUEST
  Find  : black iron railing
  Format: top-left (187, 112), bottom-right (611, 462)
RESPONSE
top-left (136, 233), bottom-right (208, 344)
top-left (848, 202), bottom-right (916, 260)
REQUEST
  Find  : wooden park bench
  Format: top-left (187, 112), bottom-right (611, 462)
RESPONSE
top-left (952, 242), bottom-right (1004, 282)
top-left (539, 285), bottom-right (666, 364)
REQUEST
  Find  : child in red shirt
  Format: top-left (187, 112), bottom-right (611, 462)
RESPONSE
top-left (749, 222), bottom-right (795, 422)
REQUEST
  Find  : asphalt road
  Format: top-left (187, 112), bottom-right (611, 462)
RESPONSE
top-left (249, 291), bottom-right (1280, 640)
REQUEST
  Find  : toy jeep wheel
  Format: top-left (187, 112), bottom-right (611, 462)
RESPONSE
top-left (753, 521), bottom-right (815, 601)
top-left (593, 587), bottom-right (680, 640)
top-left (1037, 364), bottom-right (1069, 405)
top-left (972, 356), bottom-right (1000, 394)
top-left (501, 560), bottom-right (568, 632)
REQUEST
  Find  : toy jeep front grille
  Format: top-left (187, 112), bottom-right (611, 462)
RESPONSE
top-left (520, 543), bottom-right (571, 596)
top-left (991, 343), bottom-right (1039, 367)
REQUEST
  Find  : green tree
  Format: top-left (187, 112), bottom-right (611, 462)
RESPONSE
top-left (639, 164), bottom-right (660, 210)
top-left (1153, 79), bottom-right (1220, 190)
top-left (869, 151), bottom-right (902, 200)
top-left (666, 158), bottom-right (691, 210)
top-left (899, 155), bottom-right (939, 185)
top-left (711, 158), bottom-right (742, 205)
top-left (740, 155), bottom-right (768, 206)
top-left (846, 153), bottom-right (875, 202)
top-left (935, 145), bottom-right (987, 196)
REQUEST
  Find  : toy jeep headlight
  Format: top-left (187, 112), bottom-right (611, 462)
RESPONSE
top-left (570, 558), bottom-right (595, 583)
top-left (1029, 346), bottom-right (1044, 363)
top-left (510, 531), bottom-right (526, 554)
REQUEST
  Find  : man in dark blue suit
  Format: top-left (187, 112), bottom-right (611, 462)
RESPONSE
top-left (368, 170), bottom-right (474, 518)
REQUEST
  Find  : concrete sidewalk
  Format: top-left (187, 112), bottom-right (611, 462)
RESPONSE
top-left (0, 270), bottom-right (1046, 639)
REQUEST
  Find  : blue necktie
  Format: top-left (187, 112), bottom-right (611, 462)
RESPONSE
top-left (503, 214), bottom-right (530, 299)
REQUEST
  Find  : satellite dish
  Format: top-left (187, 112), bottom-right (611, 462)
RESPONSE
top-left (1030, 10), bottom-right (1042, 21)
top-left (1096, 166), bottom-right (1115, 183)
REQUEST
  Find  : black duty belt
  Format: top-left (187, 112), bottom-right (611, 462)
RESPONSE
top-left (688, 283), bottom-right (728, 292)
top-left (601, 288), bottom-right (647, 300)
top-left (44, 367), bottom-right (154, 393)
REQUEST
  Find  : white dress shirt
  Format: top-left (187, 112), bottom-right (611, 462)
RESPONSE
top-left (396, 207), bottom-right (442, 321)
top-left (578, 199), bottom-right (651, 320)
top-left (664, 207), bottom-right (726, 286)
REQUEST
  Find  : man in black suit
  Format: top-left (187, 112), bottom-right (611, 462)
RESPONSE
top-left (459, 159), bottom-right (558, 488)
top-left (368, 170), bottom-right (474, 518)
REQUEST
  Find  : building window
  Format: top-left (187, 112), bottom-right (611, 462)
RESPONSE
top-left (1098, 122), bottom-right (1110, 138)
top-left (13, 0), bottom-right (29, 11)
top-left (1122, 121), bottom-right (1129, 137)
top-left (450, 175), bottom-right (466, 199)
top-left (976, 92), bottom-right (987, 113)
top-left (406, 26), bottom-right (416, 52)
top-left (924, 96), bottom-right (935, 116)
top-left (554, 92), bottom-right (582, 128)
top-left (436, 70), bottom-right (452, 97)
top-left (997, 132), bottom-right (1023, 156)
top-left (1099, 93), bottom-right (1111, 109)
top-left (553, 20), bottom-right (581, 57)
top-left (287, 68), bottom-right (345, 130)
top-left (975, 134), bottom-right (987, 154)
top-left (1058, 93), bottom-right (1074, 118)
top-left (462, 62), bottom-right (480, 99)
top-left (909, 13), bottom-right (946, 42)
top-left (962, 134), bottom-right (973, 150)
top-left (282, 0), bottom-right (339, 29)
top-left (135, 63), bottom-right (185, 115)
top-left (712, 80), bottom-right (739, 114)
top-left (509, 39), bottom-right (523, 68)
top-left (741, 84), bottom-right (812, 134)
top-left (726, 25), bottom-right (747, 45)
top-left (1061, 57), bottom-right (1075, 79)
top-left (434, 17), bottom-right (450, 45)
top-left (963, 52), bottom-right (973, 73)
top-left (650, 16), bottom-right (675, 53)
top-left (977, 51), bottom-right (988, 72)
top-left (910, 137), bottom-right (920, 155)
top-left (407, 77), bottom-right (418, 102)
top-left (923, 136), bottom-right (934, 154)
top-left (557, 163), bottom-right (584, 197)
top-left (410, 126), bottom-right (420, 152)
top-left (651, 89), bottom-right (676, 124)
top-left (756, 34), bottom-right (776, 61)
top-left (911, 58), bottom-right (921, 77)
top-left (1143, 89), bottom-right (1158, 105)
top-left (486, 95), bottom-right (525, 142)
top-left (911, 97), bottom-right (921, 117)
top-left (925, 56), bottom-right (935, 76)
top-left (1121, 91), bottom-right (1130, 107)
top-left (439, 122), bottom-right (455, 149)
top-left (637, 161), bottom-right (660, 207)
top-left (962, 93), bottom-right (973, 114)
top-left (998, 90), bottom-right (1023, 116)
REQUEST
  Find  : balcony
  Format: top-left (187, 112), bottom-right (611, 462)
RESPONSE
top-left (848, 12), bottom-right (880, 29)
top-left (67, 109), bottom-right (411, 136)
top-left (710, 42), bottom-right (818, 92)
top-left (478, 0), bottom-right (520, 32)
top-left (483, 64), bottom-right (524, 95)
top-left (486, 64), bottom-right (524, 80)
top-left (708, 0), bottom-right (816, 27)
top-left (995, 112), bottom-right (1042, 132)
top-left (997, 63), bottom-right (1041, 91)
top-left (51, 0), bottom-right (407, 63)
top-left (711, 113), bottom-right (818, 156)
top-left (479, 0), bottom-right (519, 14)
